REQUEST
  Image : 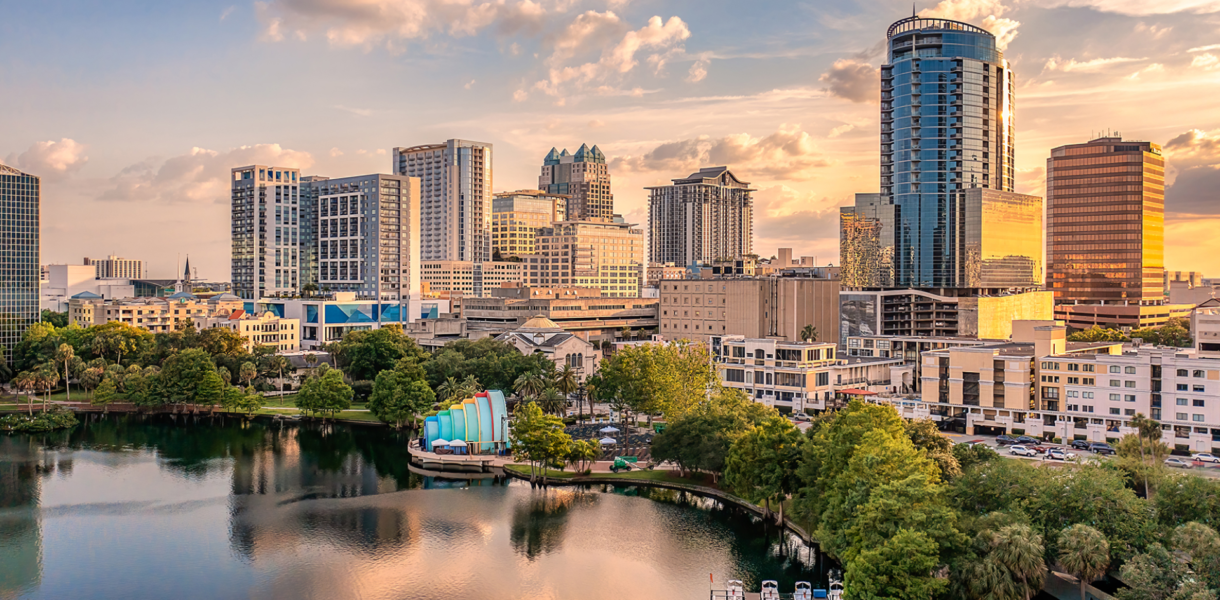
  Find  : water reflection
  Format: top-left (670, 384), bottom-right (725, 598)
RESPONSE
top-left (0, 415), bottom-right (826, 600)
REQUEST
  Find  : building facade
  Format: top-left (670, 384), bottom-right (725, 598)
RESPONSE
top-left (393, 140), bottom-right (493, 263)
top-left (231, 165), bottom-right (301, 300)
top-left (539, 144), bottom-right (612, 221)
top-left (298, 175), bottom-right (328, 290)
top-left (0, 164), bottom-right (40, 359)
top-left (420, 260), bottom-right (524, 298)
top-left (1046, 136), bottom-right (1168, 327)
top-left (491, 190), bottom-right (567, 259)
top-left (647, 167), bottom-right (753, 266)
top-left (310, 173), bottom-right (421, 302)
top-left (85, 255), bottom-right (143, 279)
top-left (193, 308), bottom-right (300, 353)
top-left (459, 286), bottom-right (658, 339)
top-left (839, 193), bottom-right (892, 288)
top-left (68, 292), bottom-right (242, 334)
top-left (881, 16), bottom-right (1016, 287)
top-left (522, 220), bottom-right (645, 298)
top-left (659, 277), bottom-right (841, 346)
top-left (839, 288), bottom-right (1052, 340)
top-left (495, 315), bottom-right (600, 381)
top-left (41, 265), bottom-right (135, 312)
top-left (249, 293), bottom-right (448, 350)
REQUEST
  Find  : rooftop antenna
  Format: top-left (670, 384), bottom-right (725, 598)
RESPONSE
top-left (913, 2), bottom-right (917, 17)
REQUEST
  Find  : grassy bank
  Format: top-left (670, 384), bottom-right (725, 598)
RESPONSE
top-left (501, 464), bottom-right (720, 487)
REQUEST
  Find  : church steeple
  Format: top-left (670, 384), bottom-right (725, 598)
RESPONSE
top-left (183, 256), bottom-right (191, 283)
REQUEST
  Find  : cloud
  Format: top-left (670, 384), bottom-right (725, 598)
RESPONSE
top-left (99, 144), bottom-right (313, 204)
top-left (220, 5), bottom-right (236, 21)
top-left (335, 104), bottom-right (373, 116)
top-left (819, 59), bottom-right (878, 104)
top-left (1128, 63), bottom-right (1164, 80)
top-left (686, 54), bottom-right (710, 83)
top-left (4, 138), bottom-right (89, 181)
top-left (1189, 44), bottom-right (1220, 52)
top-left (1134, 22), bottom-right (1172, 38)
top-left (1026, 0), bottom-right (1220, 16)
top-left (329, 147), bottom-right (344, 157)
top-left (923, 0), bottom-right (1020, 49)
top-left (828, 124), bottom-right (855, 138)
top-left (528, 14), bottom-right (690, 99)
top-left (1192, 53), bottom-right (1220, 70)
top-left (1043, 56), bottom-right (1145, 72)
top-left (612, 124), bottom-right (833, 182)
top-left (465, 79), bottom-right (476, 89)
top-left (255, 0), bottom-right (549, 49)
top-left (1164, 129), bottom-right (1220, 214)
top-left (751, 186), bottom-right (844, 259)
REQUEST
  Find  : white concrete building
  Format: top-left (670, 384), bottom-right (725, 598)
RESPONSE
top-left (495, 315), bottom-right (600, 381)
top-left (41, 264), bottom-right (135, 312)
top-left (85, 255), bottom-right (144, 279)
top-left (249, 292), bottom-right (449, 350)
top-left (393, 140), bottom-right (493, 263)
top-left (231, 165), bottom-right (301, 300)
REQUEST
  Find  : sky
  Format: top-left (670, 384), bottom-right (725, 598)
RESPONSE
top-left (4, 0), bottom-right (1220, 281)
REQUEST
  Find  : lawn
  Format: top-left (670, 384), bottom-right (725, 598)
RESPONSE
top-left (501, 464), bottom-right (721, 487)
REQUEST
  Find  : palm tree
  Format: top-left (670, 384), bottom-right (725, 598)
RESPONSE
top-left (800, 324), bottom-right (818, 343)
top-left (55, 343), bottom-right (74, 401)
top-left (1129, 413), bottom-right (1164, 499)
top-left (239, 361), bottom-right (258, 388)
top-left (537, 388), bottom-right (566, 416)
top-left (457, 374), bottom-right (481, 399)
top-left (1058, 524), bottom-right (1110, 600)
top-left (991, 524), bottom-right (1047, 600)
top-left (37, 362), bottom-right (59, 413)
top-left (269, 355), bottom-right (290, 391)
top-left (303, 353), bottom-right (318, 369)
top-left (437, 376), bottom-right (460, 404)
top-left (555, 364), bottom-right (578, 395)
top-left (14, 371), bottom-right (35, 415)
top-left (514, 372), bottom-right (544, 400)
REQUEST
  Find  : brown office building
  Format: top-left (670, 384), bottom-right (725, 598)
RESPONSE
top-left (1046, 137), bottom-right (1179, 329)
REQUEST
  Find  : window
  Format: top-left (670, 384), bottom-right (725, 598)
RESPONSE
top-left (1110, 408), bottom-right (1120, 415)
top-left (1068, 363), bottom-right (1080, 371)
top-left (1178, 384), bottom-right (1189, 391)
top-left (1068, 377), bottom-right (1080, 384)
top-left (1125, 395), bottom-right (1136, 402)
top-left (1125, 409), bottom-right (1135, 416)
top-left (1178, 398), bottom-right (1189, 406)
top-left (1194, 385), bottom-right (1206, 392)
top-left (1110, 394), bottom-right (1121, 401)
top-left (1194, 414), bottom-right (1206, 422)
top-left (1083, 364), bottom-right (1095, 373)
top-left (1194, 399), bottom-right (1206, 407)
top-left (1083, 392), bottom-right (1094, 399)
top-left (1125, 366), bottom-right (1136, 374)
top-left (1110, 366), bottom-right (1121, 374)
top-left (1125, 381), bottom-right (1136, 388)
top-left (1195, 370), bottom-right (1206, 378)
top-left (1067, 390), bottom-right (1079, 398)
top-left (1178, 413), bottom-right (1189, 421)
top-left (1111, 380), bottom-right (1121, 387)
top-left (1178, 369), bottom-right (1189, 377)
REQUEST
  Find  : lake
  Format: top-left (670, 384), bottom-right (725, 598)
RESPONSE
top-left (0, 414), bottom-right (828, 600)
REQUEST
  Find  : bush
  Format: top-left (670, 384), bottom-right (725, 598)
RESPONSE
top-left (1053, 437), bottom-right (1063, 444)
top-left (0, 408), bottom-right (79, 433)
top-left (1012, 428), bottom-right (1025, 435)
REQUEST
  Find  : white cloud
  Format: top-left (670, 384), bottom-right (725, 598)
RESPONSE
top-left (99, 144), bottom-right (313, 204)
top-left (220, 5), bottom-right (236, 21)
top-left (828, 124), bottom-right (855, 138)
top-left (923, 0), bottom-right (1020, 49)
top-left (255, 0), bottom-right (550, 49)
top-left (465, 79), bottom-right (476, 89)
top-left (4, 138), bottom-right (89, 181)
top-left (1189, 44), bottom-right (1220, 52)
top-left (1192, 53), bottom-right (1220, 70)
top-left (1043, 56), bottom-right (1145, 72)
top-left (335, 105), bottom-right (372, 116)
top-left (686, 54), bottom-right (710, 83)
top-left (1128, 63), bottom-right (1165, 79)
top-left (612, 124), bottom-right (833, 182)
top-left (1134, 22), bottom-right (1172, 38)
top-left (819, 59), bottom-right (878, 104)
top-left (329, 147), bottom-right (344, 157)
top-left (1027, 0), bottom-right (1220, 16)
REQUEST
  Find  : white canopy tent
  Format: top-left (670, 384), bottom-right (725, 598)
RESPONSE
top-left (599, 437), bottom-right (617, 445)
top-left (599, 426), bottom-right (620, 433)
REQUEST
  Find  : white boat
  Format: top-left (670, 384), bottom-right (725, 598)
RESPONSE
top-left (828, 578), bottom-right (844, 600)
top-left (794, 581), bottom-right (812, 600)
top-left (761, 580), bottom-right (780, 600)
top-left (726, 579), bottom-right (745, 600)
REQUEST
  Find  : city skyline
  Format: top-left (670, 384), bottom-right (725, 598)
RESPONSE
top-left (6, 0), bottom-right (1220, 279)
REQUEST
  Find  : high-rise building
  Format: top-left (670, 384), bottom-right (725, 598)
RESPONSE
top-left (491, 190), bottom-right (567, 259)
top-left (523, 220), bottom-right (645, 297)
top-left (539, 144), bottom-right (613, 221)
top-left (298, 175), bottom-right (329, 290)
top-left (311, 174), bottom-right (421, 302)
top-left (231, 165), bottom-right (301, 300)
top-left (839, 193), bottom-right (893, 288)
top-left (1046, 137), bottom-right (1166, 306)
top-left (880, 16), bottom-right (1016, 288)
top-left (84, 255), bottom-right (144, 279)
top-left (0, 164), bottom-right (40, 359)
top-left (647, 166), bottom-right (753, 267)
top-left (393, 140), bottom-right (493, 263)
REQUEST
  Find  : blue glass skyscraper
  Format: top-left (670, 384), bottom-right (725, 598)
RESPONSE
top-left (0, 164), bottom-right (40, 362)
top-left (880, 16), bottom-right (1016, 289)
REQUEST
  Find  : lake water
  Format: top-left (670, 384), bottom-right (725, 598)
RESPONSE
top-left (0, 414), bottom-right (827, 600)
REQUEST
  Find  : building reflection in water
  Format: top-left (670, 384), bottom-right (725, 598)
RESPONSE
top-left (0, 436), bottom-right (49, 598)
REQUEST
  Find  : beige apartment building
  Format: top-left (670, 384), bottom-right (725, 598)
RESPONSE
top-left (659, 277), bottom-right (841, 346)
top-left (68, 292), bottom-right (242, 334)
top-left (522, 220), bottom-right (645, 298)
top-left (193, 309), bottom-right (300, 352)
top-left (420, 260), bottom-right (524, 298)
top-left (491, 190), bottom-right (567, 259)
top-left (458, 285), bottom-right (657, 339)
top-left (646, 263), bottom-right (686, 287)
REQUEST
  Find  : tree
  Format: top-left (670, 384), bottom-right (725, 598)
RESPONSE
top-left (800, 324), bottom-right (818, 342)
top-left (536, 388), bottom-right (566, 416)
top-left (594, 341), bottom-right (718, 422)
top-left (368, 368), bottom-right (435, 429)
top-left (566, 439), bottom-right (599, 473)
top-left (196, 370), bottom-right (226, 410)
top-left (158, 348), bottom-right (219, 409)
top-left (651, 388), bottom-right (775, 480)
top-left (1067, 325), bottom-right (1129, 343)
top-left (36, 362), bottom-right (59, 413)
top-left (79, 367), bottom-right (103, 400)
top-left (1058, 524), bottom-right (1110, 600)
top-left (238, 361), bottom-right (258, 388)
top-left (1116, 424), bottom-right (1170, 500)
top-left (554, 365), bottom-right (578, 398)
top-left (845, 528), bottom-right (946, 600)
top-left (437, 376), bottom-right (460, 403)
top-left (68, 355), bottom-right (85, 395)
top-left (55, 343), bottom-right (74, 401)
top-left (303, 353), bottom-right (318, 369)
top-left (328, 327), bottom-right (428, 381)
top-left (509, 401), bottom-right (571, 485)
top-left (268, 355), bottom-right (290, 391)
top-left (198, 327), bottom-right (247, 357)
top-left (93, 378), bottom-right (118, 412)
top-left (514, 371), bottom-right (545, 400)
top-left (217, 366), bottom-right (232, 386)
top-left (297, 368), bottom-right (353, 419)
top-left (904, 418), bottom-right (961, 480)
top-left (41, 309), bottom-right (68, 328)
top-left (14, 371), bottom-right (36, 415)
top-left (1173, 522), bottom-right (1220, 591)
top-left (991, 524), bottom-right (1047, 600)
top-left (724, 416), bottom-right (803, 524)
top-left (1117, 543), bottom-right (1203, 600)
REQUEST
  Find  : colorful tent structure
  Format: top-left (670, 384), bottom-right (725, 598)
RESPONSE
top-left (423, 390), bottom-right (509, 454)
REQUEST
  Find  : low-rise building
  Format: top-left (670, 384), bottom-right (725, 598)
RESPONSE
top-left (1053, 303), bottom-right (1194, 331)
top-left (68, 292), bottom-right (241, 333)
top-left (193, 306), bottom-right (300, 352)
top-left (420, 260), bottom-right (524, 298)
top-left (646, 263), bottom-right (686, 287)
top-left (521, 220), bottom-right (645, 298)
top-left (840, 288), bottom-right (1053, 340)
top-left (249, 292), bottom-right (448, 350)
top-left (659, 276), bottom-right (840, 345)
top-left (495, 315), bottom-right (600, 381)
top-left (42, 264), bottom-right (135, 312)
top-left (459, 285), bottom-right (657, 340)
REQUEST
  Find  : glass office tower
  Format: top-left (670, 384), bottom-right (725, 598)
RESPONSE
top-left (0, 164), bottom-right (40, 361)
top-left (881, 17), bottom-right (1016, 289)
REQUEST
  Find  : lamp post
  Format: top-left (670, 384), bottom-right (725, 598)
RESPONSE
top-left (576, 380), bottom-right (587, 424)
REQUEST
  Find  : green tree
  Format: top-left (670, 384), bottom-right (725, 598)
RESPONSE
top-left (1173, 522), bottom-right (1220, 591)
top-left (329, 327), bottom-right (428, 381)
top-left (368, 369), bottom-right (435, 429)
top-left (93, 377), bottom-right (118, 412)
top-left (594, 341), bottom-right (718, 421)
top-left (904, 418), bottom-right (961, 480)
top-left (1116, 423), bottom-right (1170, 500)
top-left (651, 392), bottom-right (773, 481)
top-left (1117, 543), bottom-right (1205, 600)
top-left (79, 367), bottom-right (103, 400)
top-left (724, 415), bottom-right (803, 525)
top-left (800, 324), bottom-right (818, 342)
top-left (554, 364), bottom-right (578, 399)
top-left (267, 355), bottom-right (291, 391)
top-left (566, 439), bottom-right (599, 473)
top-left (36, 362), bottom-right (58, 412)
top-left (297, 368), bottom-right (353, 419)
top-left (991, 524), bottom-right (1047, 600)
top-left (238, 361), bottom-right (258, 388)
top-left (196, 369), bottom-right (226, 410)
top-left (514, 371), bottom-right (545, 400)
top-left (197, 327), bottom-right (247, 357)
top-left (41, 309), bottom-right (68, 328)
top-left (437, 376), bottom-right (460, 403)
top-left (55, 343), bottom-right (74, 401)
top-left (845, 528), bottom-right (946, 600)
top-left (536, 387), bottom-right (566, 416)
top-left (1156, 473), bottom-right (1220, 529)
top-left (509, 401), bottom-right (571, 484)
top-left (1058, 524), bottom-right (1111, 600)
top-left (1067, 325), bottom-right (1129, 343)
top-left (158, 348), bottom-right (218, 409)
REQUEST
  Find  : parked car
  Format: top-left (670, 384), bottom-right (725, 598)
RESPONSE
top-left (1030, 445), bottom-right (1050, 454)
top-left (1046, 449), bottom-right (1076, 461)
top-left (1192, 453), bottom-right (1220, 464)
top-left (1089, 442), bottom-right (1116, 455)
top-left (995, 435), bottom-right (1019, 446)
top-left (1015, 436), bottom-right (1041, 445)
top-left (1010, 445), bottom-right (1038, 457)
top-left (1070, 440), bottom-right (1092, 451)
top-left (1165, 457), bottom-right (1195, 469)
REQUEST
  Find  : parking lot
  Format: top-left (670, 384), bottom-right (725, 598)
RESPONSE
top-left (941, 431), bottom-right (1220, 477)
